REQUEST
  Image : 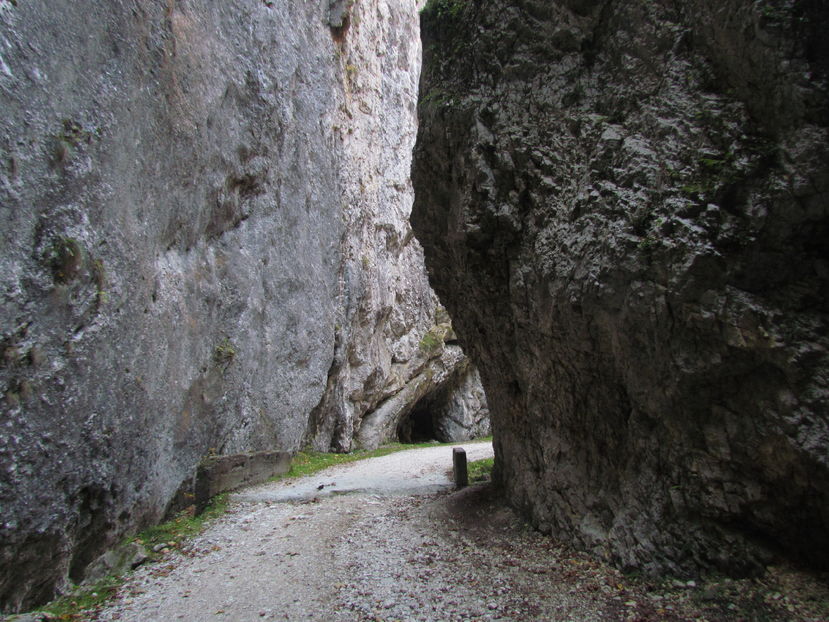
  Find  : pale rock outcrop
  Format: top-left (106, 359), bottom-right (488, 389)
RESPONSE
top-left (304, 0), bottom-right (447, 452)
top-left (396, 359), bottom-right (491, 444)
top-left (430, 364), bottom-right (490, 442)
top-left (303, 0), bottom-right (487, 455)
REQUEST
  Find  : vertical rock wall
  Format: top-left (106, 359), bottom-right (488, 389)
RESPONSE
top-left (303, 0), bottom-right (451, 452)
top-left (0, 0), bottom-right (486, 612)
top-left (302, 1), bottom-right (488, 455)
top-left (2, 1), bottom-right (342, 609)
top-left (413, 0), bottom-right (828, 576)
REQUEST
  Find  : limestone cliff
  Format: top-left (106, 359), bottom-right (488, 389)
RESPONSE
top-left (0, 0), bottom-right (486, 612)
top-left (413, 0), bottom-right (828, 576)
top-left (301, 0), bottom-right (487, 454)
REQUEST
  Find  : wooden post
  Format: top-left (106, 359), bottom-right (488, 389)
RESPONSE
top-left (453, 447), bottom-right (468, 489)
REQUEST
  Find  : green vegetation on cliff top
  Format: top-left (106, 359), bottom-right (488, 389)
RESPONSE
top-left (420, 0), bottom-right (466, 18)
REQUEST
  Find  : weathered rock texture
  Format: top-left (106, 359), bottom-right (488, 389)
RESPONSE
top-left (413, 0), bottom-right (829, 577)
top-left (431, 364), bottom-right (490, 442)
top-left (0, 0), bottom-right (485, 612)
top-left (300, 0), bottom-right (487, 454)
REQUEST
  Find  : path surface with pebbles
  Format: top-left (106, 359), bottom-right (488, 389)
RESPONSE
top-left (94, 441), bottom-right (829, 622)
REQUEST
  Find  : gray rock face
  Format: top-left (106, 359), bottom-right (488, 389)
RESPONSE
top-left (413, 0), bottom-right (828, 576)
top-left (300, 0), bottom-right (453, 454)
top-left (356, 343), bottom-right (467, 448)
top-left (356, 339), bottom-right (490, 448)
top-left (82, 541), bottom-right (148, 585)
top-left (0, 0), bottom-right (341, 609)
top-left (0, 0), bottom-right (486, 612)
top-left (431, 364), bottom-right (490, 442)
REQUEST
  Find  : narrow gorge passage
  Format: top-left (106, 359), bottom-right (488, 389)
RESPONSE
top-left (2, 0), bottom-right (828, 616)
top-left (0, 0), bottom-right (491, 610)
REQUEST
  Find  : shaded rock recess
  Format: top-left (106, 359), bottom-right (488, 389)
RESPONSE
top-left (0, 0), bottom-right (486, 612)
top-left (413, 0), bottom-right (828, 577)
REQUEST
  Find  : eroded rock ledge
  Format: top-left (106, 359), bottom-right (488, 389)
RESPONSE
top-left (412, 0), bottom-right (828, 576)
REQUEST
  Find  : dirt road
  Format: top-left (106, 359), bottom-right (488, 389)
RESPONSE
top-left (96, 442), bottom-right (507, 622)
top-left (93, 441), bottom-right (829, 622)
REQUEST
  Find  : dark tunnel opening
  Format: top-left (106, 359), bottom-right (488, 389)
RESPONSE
top-left (397, 398), bottom-right (440, 444)
top-left (395, 363), bottom-right (491, 445)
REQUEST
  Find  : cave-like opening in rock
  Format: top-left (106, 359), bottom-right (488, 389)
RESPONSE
top-left (397, 396), bottom-right (440, 443)
top-left (395, 364), bottom-right (491, 445)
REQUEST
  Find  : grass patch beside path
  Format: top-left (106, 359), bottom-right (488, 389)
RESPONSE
top-left (137, 492), bottom-right (230, 552)
top-left (38, 493), bottom-right (230, 620)
top-left (468, 456), bottom-right (494, 483)
top-left (38, 576), bottom-right (121, 620)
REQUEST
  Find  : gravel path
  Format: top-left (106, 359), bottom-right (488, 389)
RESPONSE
top-left (95, 442), bottom-right (495, 622)
top-left (93, 441), bottom-right (829, 622)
